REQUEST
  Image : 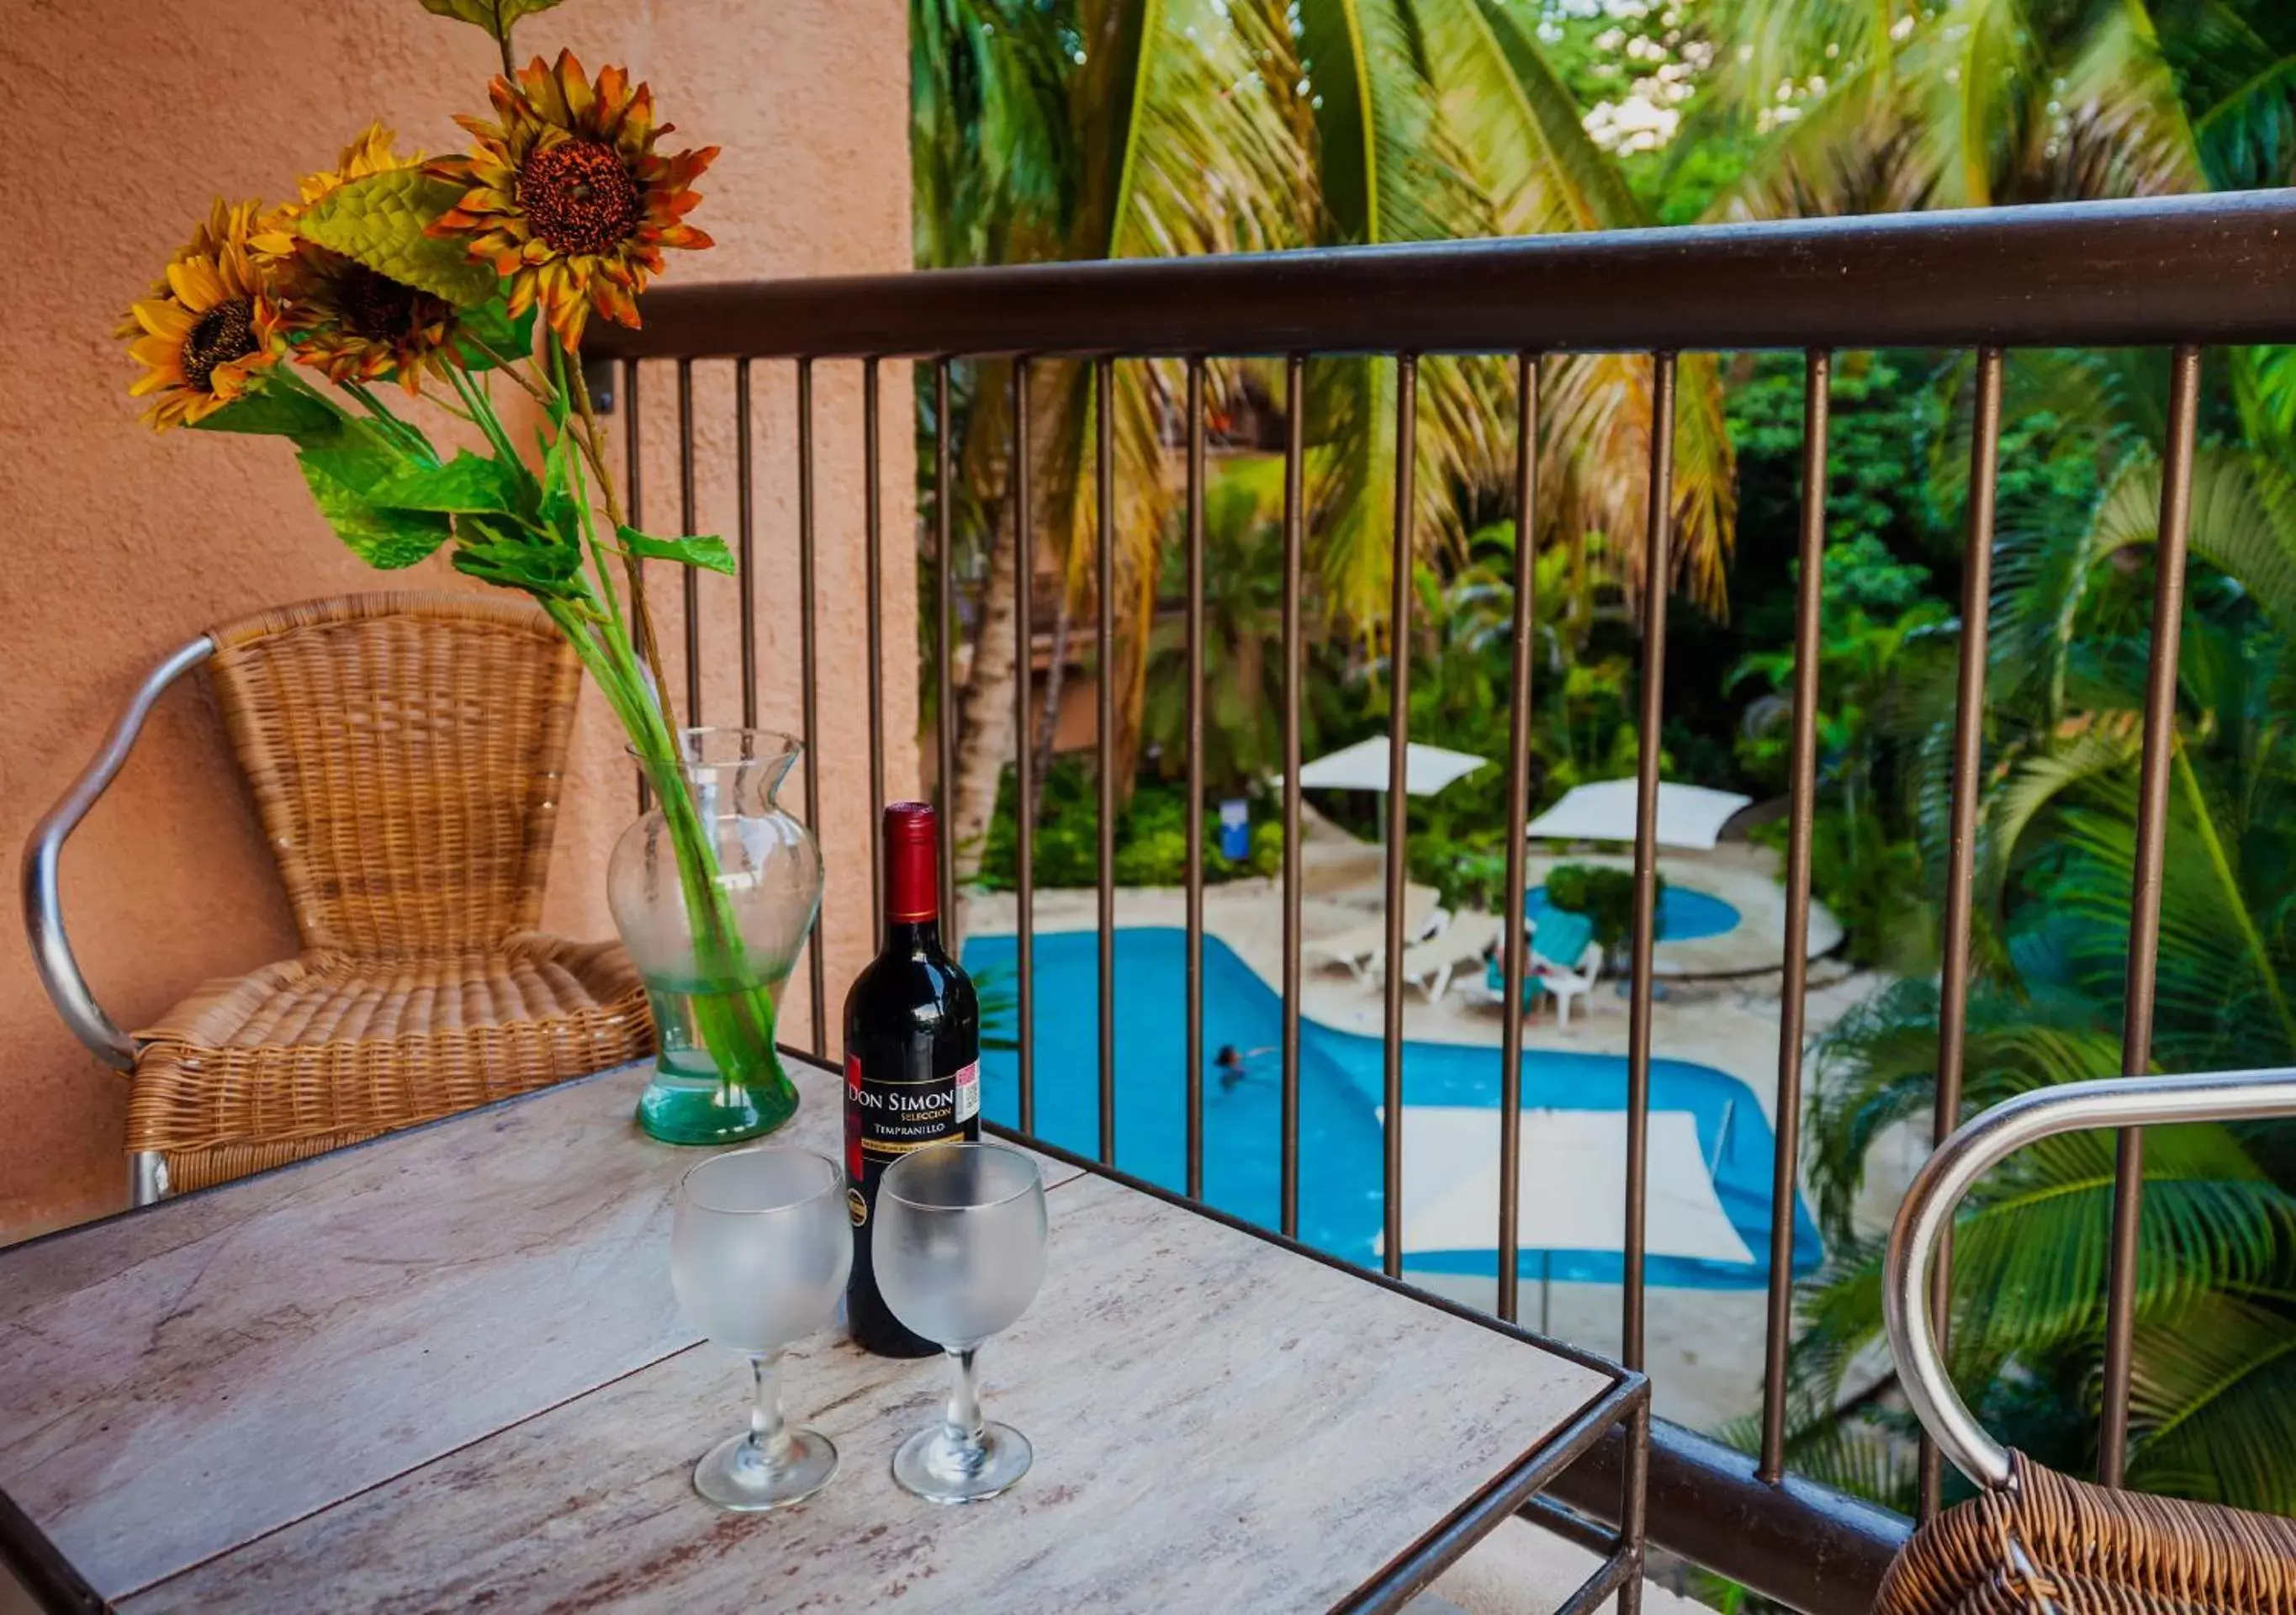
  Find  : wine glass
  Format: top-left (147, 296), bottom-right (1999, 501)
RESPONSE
top-left (875, 1141), bottom-right (1049, 1504)
top-left (669, 1146), bottom-right (853, 1511)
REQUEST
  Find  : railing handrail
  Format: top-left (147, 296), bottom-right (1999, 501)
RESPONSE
top-left (583, 189), bottom-right (2296, 362)
top-left (1884, 1066), bottom-right (2296, 1493)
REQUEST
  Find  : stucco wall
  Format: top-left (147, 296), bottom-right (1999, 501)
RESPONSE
top-left (0, 0), bottom-right (915, 1238)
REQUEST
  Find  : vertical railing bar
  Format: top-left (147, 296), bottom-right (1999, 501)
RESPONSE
top-left (1496, 352), bottom-right (1540, 1326)
top-left (676, 357), bottom-right (701, 727)
top-left (796, 357), bottom-right (828, 1059)
top-left (1759, 348), bottom-right (1831, 1481)
top-left (935, 360), bottom-right (959, 942)
top-left (1381, 354), bottom-right (1420, 1280)
top-left (1014, 357), bottom-right (1036, 1136)
top-left (1280, 354), bottom-right (1307, 1240)
top-left (1622, 352), bottom-right (1677, 1373)
top-left (2098, 342), bottom-right (2202, 1485)
top-left (1621, 1388), bottom-right (1650, 1615)
top-left (624, 358), bottom-right (650, 813)
top-left (735, 358), bottom-right (759, 728)
top-left (1921, 344), bottom-right (2005, 1519)
top-left (1184, 357), bottom-right (1209, 1201)
top-left (1097, 357), bottom-right (1119, 1168)
top-left (864, 357), bottom-right (887, 938)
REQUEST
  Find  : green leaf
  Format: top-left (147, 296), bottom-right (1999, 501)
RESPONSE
top-left (415, 0), bottom-right (564, 43)
top-left (537, 427), bottom-right (579, 538)
top-left (617, 525), bottom-right (736, 575)
top-left (297, 168), bottom-right (499, 309)
top-left (189, 373), bottom-right (354, 446)
top-left (298, 446), bottom-right (452, 569)
top-left (453, 293), bottom-right (539, 375)
top-left (451, 515), bottom-right (587, 598)
top-left (371, 451), bottom-right (521, 516)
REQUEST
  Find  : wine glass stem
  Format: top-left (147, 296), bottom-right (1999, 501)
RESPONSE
top-left (943, 1346), bottom-right (987, 1462)
top-left (749, 1350), bottom-right (792, 1465)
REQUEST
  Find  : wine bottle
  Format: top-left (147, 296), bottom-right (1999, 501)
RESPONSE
top-left (843, 800), bottom-right (981, 1357)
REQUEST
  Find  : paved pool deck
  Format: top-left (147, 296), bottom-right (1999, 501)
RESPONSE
top-left (957, 838), bottom-right (1927, 1434)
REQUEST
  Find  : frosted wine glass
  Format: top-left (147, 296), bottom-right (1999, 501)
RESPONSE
top-left (669, 1146), bottom-right (853, 1510)
top-left (876, 1142), bottom-right (1048, 1504)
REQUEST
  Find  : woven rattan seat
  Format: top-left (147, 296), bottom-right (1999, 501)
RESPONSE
top-left (1875, 1451), bottom-right (2296, 1614)
top-left (119, 593), bottom-right (652, 1193)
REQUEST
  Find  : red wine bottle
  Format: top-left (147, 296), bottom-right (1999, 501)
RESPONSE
top-left (843, 800), bottom-right (981, 1357)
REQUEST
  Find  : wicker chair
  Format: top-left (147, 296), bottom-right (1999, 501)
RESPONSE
top-left (1877, 1068), bottom-right (2296, 1612)
top-left (24, 592), bottom-right (653, 1203)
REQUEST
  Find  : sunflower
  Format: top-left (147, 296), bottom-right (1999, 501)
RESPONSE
top-left (426, 50), bottom-right (716, 349)
top-left (278, 248), bottom-right (462, 394)
top-left (122, 201), bottom-right (285, 430)
top-left (259, 125), bottom-right (463, 394)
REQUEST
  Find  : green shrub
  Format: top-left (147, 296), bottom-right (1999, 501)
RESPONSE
top-left (972, 759), bottom-right (1283, 892)
top-left (1542, 861), bottom-right (1664, 954)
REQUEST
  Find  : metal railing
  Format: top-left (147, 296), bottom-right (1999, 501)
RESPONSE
top-left (584, 188), bottom-right (2296, 1612)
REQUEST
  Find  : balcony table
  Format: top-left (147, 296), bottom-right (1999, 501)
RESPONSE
top-left (0, 1055), bottom-right (1643, 1613)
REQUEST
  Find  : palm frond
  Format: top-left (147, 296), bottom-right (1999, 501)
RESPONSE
top-left (2041, 0), bottom-right (2206, 198)
top-left (2129, 1292), bottom-right (2296, 1512)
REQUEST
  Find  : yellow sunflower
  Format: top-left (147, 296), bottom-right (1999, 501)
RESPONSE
top-left (426, 50), bottom-right (717, 349)
top-left (122, 201), bottom-right (286, 430)
top-left (260, 125), bottom-right (463, 394)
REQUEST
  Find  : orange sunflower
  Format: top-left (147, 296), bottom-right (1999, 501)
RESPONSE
top-left (261, 125), bottom-right (464, 394)
top-left (122, 201), bottom-right (286, 430)
top-left (426, 50), bottom-right (716, 349)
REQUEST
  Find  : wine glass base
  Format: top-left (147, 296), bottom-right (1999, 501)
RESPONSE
top-left (692, 1427), bottom-right (838, 1512)
top-left (891, 1422), bottom-right (1032, 1505)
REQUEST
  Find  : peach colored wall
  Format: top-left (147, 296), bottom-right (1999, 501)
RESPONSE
top-left (0, 0), bottom-right (915, 1239)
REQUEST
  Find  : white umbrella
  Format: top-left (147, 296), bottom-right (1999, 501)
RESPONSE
top-left (1524, 779), bottom-right (1752, 851)
top-left (1373, 1104), bottom-right (1754, 1268)
top-left (1297, 735), bottom-right (1487, 797)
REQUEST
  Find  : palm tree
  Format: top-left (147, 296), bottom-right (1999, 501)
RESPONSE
top-left (918, 0), bottom-right (1739, 876)
top-left (1774, 344), bottom-right (2296, 1508)
top-left (1685, 0), bottom-right (2296, 218)
top-left (915, 0), bottom-right (1311, 875)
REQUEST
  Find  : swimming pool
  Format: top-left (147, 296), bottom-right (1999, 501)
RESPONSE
top-left (1526, 883), bottom-right (1743, 942)
top-left (962, 927), bottom-right (1820, 1289)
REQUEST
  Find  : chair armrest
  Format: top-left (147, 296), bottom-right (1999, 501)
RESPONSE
top-left (1883, 1065), bottom-right (2296, 1494)
top-left (19, 635), bottom-right (214, 1071)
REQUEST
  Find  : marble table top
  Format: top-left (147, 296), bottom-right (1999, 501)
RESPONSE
top-left (0, 1056), bottom-right (1636, 1613)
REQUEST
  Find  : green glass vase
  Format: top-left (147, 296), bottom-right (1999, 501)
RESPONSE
top-left (608, 728), bottom-right (821, 1145)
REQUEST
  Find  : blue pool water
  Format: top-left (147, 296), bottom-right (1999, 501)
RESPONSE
top-left (1527, 883), bottom-right (1742, 942)
top-left (963, 927), bottom-right (1821, 1289)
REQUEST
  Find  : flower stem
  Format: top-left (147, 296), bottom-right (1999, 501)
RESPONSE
top-left (568, 353), bottom-right (675, 728)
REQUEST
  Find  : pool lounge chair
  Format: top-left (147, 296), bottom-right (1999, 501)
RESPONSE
top-left (1386, 913), bottom-right (1505, 1003)
top-left (1303, 886), bottom-right (1443, 980)
top-left (1475, 909), bottom-right (1604, 1027)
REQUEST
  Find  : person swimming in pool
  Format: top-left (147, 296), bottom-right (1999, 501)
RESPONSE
top-left (1214, 1043), bottom-right (1277, 1091)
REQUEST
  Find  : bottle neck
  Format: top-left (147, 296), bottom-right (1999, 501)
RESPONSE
top-left (882, 915), bottom-right (944, 957)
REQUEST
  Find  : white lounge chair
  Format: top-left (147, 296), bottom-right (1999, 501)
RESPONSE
top-left (1304, 888), bottom-right (1443, 980)
top-left (1529, 935), bottom-right (1604, 1027)
top-left (1386, 913), bottom-right (1504, 1003)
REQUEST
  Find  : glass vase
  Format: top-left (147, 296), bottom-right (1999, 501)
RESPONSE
top-left (609, 728), bottom-right (823, 1145)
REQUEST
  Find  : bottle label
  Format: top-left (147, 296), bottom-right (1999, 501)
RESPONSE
top-left (846, 1051), bottom-right (967, 1166)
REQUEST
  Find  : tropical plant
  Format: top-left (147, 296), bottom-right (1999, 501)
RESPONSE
top-left (918, 0), bottom-right (1741, 878)
top-left (1139, 455), bottom-right (1297, 797)
top-left (117, 6), bottom-right (791, 1102)
top-left (1775, 339), bottom-right (2296, 1507)
top-left (1683, 0), bottom-right (2296, 218)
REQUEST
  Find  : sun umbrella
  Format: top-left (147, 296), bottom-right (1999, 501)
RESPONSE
top-left (1524, 779), bottom-right (1752, 851)
top-left (1296, 735), bottom-right (1487, 797)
